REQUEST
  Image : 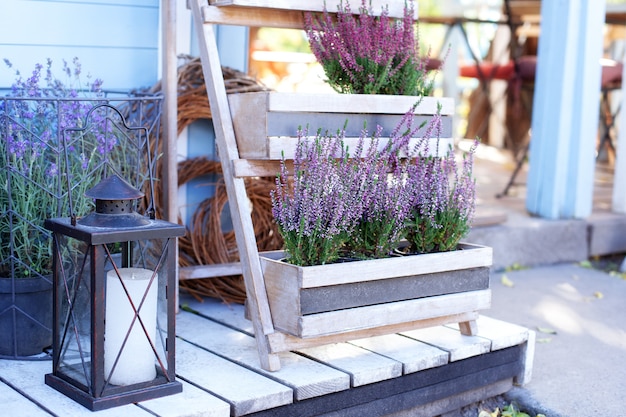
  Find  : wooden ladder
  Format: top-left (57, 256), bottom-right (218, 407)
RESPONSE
top-left (188, 0), bottom-right (478, 372)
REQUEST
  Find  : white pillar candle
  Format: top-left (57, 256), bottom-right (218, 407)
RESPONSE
top-left (104, 267), bottom-right (158, 386)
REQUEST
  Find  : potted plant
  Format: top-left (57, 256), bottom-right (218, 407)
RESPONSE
top-left (225, 0), bottom-right (450, 163)
top-left (304, 0), bottom-right (435, 96)
top-left (0, 58), bottom-right (160, 358)
top-left (262, 108), bottom-right (491, 338)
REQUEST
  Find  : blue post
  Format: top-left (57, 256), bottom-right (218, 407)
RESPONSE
top-left (526, 0), bottom-right (606, 219)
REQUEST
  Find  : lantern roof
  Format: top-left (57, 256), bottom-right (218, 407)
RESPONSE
top-left (85, 174), bottom-right (144, 201)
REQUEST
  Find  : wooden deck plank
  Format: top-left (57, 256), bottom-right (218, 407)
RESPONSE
top-left (176, 339), bottom-right (292, 416)
top-left (0, 379), bottom-right (52, 416)
top-left (349, 334), bottom-right (450, 374)
top-left (139, 380), bottom-right (230, 417)
top-left (0, 360), bottom-right (151, 417)
top-left (296, 343), bottom-right (403, 387)
top-left (181, 296), bottom-right (253, 333)
top-left (446, 316), bottom-right (530, 351)
top-left (177, 310), bottom-right (350, 401)
top-left (401, 326), bottom-right (492, 361)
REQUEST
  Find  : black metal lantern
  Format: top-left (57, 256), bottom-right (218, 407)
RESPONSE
top-left (43, 104), bottom-right (185, 410)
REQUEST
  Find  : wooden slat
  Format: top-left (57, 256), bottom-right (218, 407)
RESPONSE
top-left (176, 339), bottom-right (292, 416)
top-left (233, 159), bottom-right (282, 177)
top-left (446, 316), bottom-right (530, 351)
top-left (296, 289), bottom-right (491, 338)
top-left (260, 93), bottom-right (452, 115)
top-left (296, 343), bottom-right (403, 387)
top-left (181, 295), bottom-right (254, 331)
top-left (177, 310), bottom-right (350, 400)
top-left (202, 5), bottom-right (306, 28)
top-left (350, 334), bottom-right (449, 374)
top-left (401, 326), bottom-right (491, 362)
top-left (0, 361), bottom-right (150, 417)
top-left (298, 267), bottom-right (489, 315)
top-left (267, 312), bottom-right (479, 353)
top-left (208, 0), bottom-right (417, 19)
top-left (0, 380), bottom-right (51, 416)
top-left (260, 244), bottom-right (492, 289)
top-left (179, 262), bottom-right (243, 280)
top-left (265, 137), bottom-right (454, 160)
top-left (140, 380), bottom-right (231, 417)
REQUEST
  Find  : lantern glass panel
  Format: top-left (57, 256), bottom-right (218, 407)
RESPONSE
top-left (55, 234), bottom-right (92, 388)
top-left (53, 232), bottom-right (174, 393)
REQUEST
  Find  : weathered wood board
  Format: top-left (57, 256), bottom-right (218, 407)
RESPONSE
top-left (228, 92), bottom-right (454, 160)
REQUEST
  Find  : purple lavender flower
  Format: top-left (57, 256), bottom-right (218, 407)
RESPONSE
top-left (0, 58), bottom-right (136, 278)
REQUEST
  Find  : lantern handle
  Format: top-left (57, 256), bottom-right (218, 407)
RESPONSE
top-left (61, 103), bottom-right (156, 224)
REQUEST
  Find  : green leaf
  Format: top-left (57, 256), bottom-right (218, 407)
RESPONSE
top-left (501, 274), bottom-right (515, 287)
top-left (578, 260), bottom-right (593, 268)
top-left (180, 304), bottom-right (199, 314)
top-left (537, 327), bottom-right (557, 335)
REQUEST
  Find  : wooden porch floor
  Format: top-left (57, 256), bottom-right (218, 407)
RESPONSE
top-left (0, 296), bottom-right (534, 417)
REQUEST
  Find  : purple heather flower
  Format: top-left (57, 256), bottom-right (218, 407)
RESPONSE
top-left (305, 0), bottom-right (435, 96)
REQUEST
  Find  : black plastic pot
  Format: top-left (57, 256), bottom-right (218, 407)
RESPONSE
top-left (0, 275), bottom-right (53, 359)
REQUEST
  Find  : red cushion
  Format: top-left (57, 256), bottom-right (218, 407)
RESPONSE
top-left (516, 56), bottom-right (537, 82)
top-left (459, 61), bottom-right (515, 80)
top-left (601, 60), bottom-right (623, 88)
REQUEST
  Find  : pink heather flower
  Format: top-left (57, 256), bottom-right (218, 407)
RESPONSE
top-left (304, 0), bottom-right (437, 96)
top-left (271, 103), bottom-right (478, 263)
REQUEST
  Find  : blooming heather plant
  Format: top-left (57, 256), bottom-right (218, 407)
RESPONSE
top-left (0, 58), bottom-right (131, 278)
top-left (271, 104), bottom-right (477, 266)
top-left (271, 128), bottom-right (359, 266)
top-left (304, 0), bottom-right (436, 96)
top-left (403, 111), bottom-right (477, 254)
top-left (342, 125), bottom-right (412, 259)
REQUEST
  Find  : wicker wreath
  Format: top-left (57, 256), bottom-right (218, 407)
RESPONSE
top-left (152, 57), bottom-right (282, 304)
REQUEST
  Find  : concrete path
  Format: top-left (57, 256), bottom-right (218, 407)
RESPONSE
top-left (485, 263), bottom-right (626, 417)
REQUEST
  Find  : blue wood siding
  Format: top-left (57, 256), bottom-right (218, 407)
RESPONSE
top-left (0, 0), bottom-right (159, 91)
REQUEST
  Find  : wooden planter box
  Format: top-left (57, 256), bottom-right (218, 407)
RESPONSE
top-left (227, 92), bottom-right (454, 160)
top-left (260, 243), bottom-right (492, 338)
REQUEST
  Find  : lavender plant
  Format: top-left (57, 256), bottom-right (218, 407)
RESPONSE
top-left (304, 0), bottom-right (436, 96)
top-left (0, 58), bottom-right (133, 278)
top-left (271, 104), bottom-right (477, 266)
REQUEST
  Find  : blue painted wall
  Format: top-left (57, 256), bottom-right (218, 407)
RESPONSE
top-left (0, 0), bottom-right (160, 91)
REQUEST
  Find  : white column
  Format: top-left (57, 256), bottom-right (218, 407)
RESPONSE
top-left (526, 0), bottom-right (606, 219)
top-left (488, 25), bottom-right (512, 149)
top-left (612, 53), bottom-right (626, 212)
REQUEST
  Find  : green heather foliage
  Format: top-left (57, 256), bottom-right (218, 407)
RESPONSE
top-left (305, 0), bottom-right (437, 95)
